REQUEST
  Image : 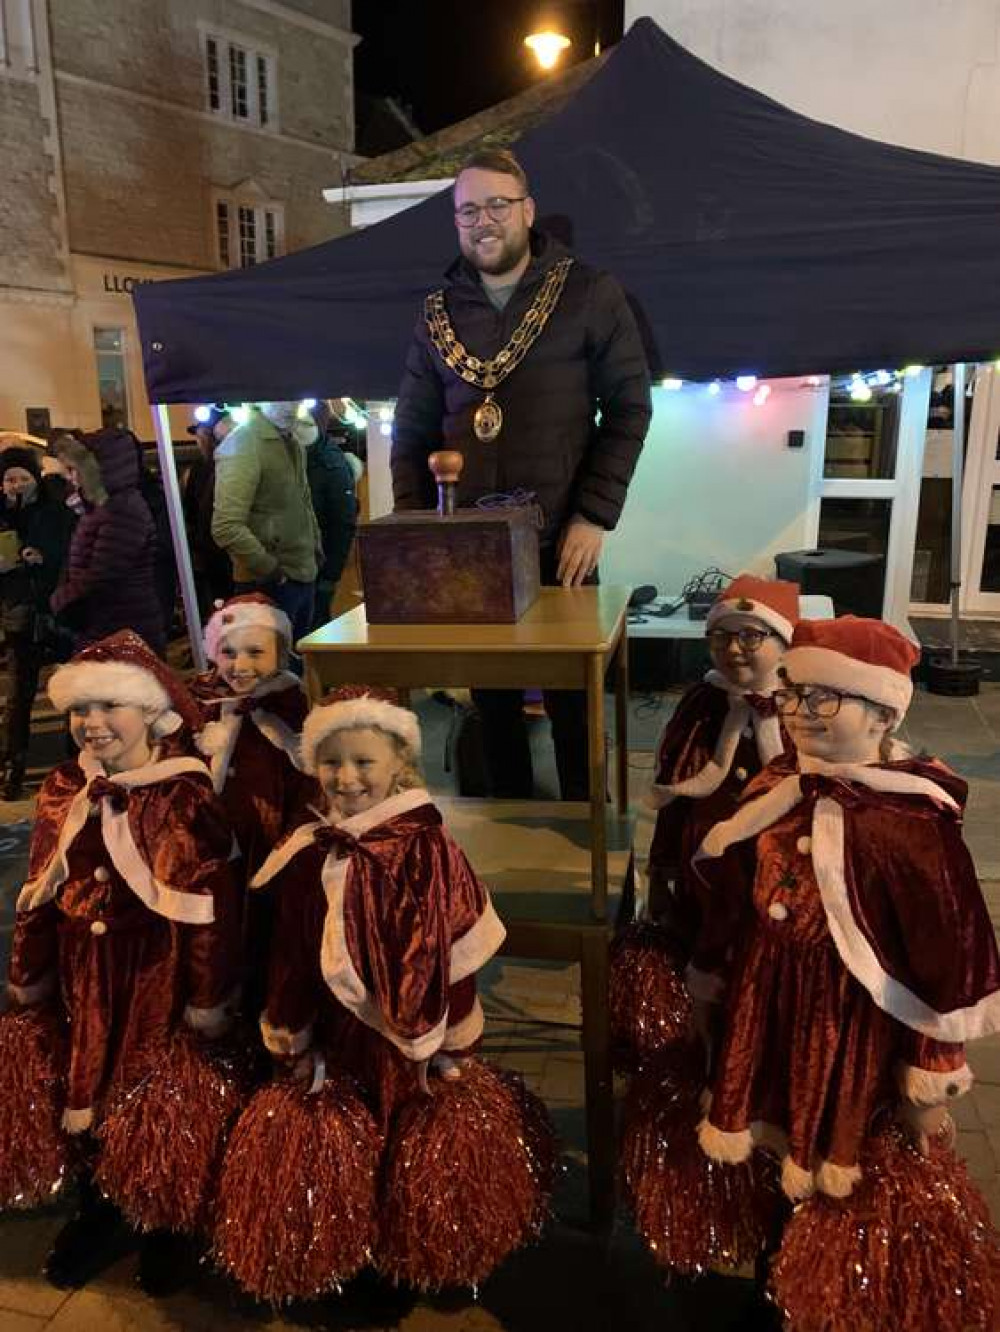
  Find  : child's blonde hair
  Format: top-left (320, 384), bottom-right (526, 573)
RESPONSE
top-left (378, 727), bottom-right (425, 794)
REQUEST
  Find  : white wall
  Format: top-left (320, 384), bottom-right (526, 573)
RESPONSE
top-left (602, 379), bottom-right (827, 591)
top-left (627, 0), bottom-right (1000, 163)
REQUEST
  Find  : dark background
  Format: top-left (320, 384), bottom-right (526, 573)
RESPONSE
top-left (353, 0), bottom-right (625, 134)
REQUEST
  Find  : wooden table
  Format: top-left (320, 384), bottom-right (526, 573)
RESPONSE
top-left (438, 797), bottom-right (632, 1229)
top-left (298, 586), bottom-right (632, 919)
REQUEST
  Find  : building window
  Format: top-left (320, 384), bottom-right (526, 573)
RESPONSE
top-left (214, 192), bottom-right (284, 268)
top-left (206, 35), bottom-right (220, 110)
top-left (215, 200), bottom-right (230, 267)
top-left (0, 0), bottom-right (38, 77)
top-left (93, 328), bottom-right (130, 430)
top-left (201, 29), bottom-right (276, 128)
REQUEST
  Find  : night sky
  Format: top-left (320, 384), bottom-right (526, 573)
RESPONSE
top-left (353, 0), bottom-right (624, 134)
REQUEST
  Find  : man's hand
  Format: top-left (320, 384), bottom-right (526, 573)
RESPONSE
top-left (556, 516), bottom-right (604, 587)
top-left (21, 546), bottom-right (43, 566)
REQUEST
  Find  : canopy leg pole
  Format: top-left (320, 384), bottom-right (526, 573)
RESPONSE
top-left (152, 404), bottom-right (206, 672)
top-left (950, 363), bottom-right (966, 667)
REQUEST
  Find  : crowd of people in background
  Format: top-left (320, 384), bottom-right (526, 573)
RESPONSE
top-left (0, 400), bottom-right (362, 799)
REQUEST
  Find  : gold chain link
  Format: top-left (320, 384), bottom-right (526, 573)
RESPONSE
top-left (424, 257), bottom-right (574, 391)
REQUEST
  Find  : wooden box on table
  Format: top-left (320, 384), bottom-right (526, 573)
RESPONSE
top-left (357, 508), bottom-right (541, 624)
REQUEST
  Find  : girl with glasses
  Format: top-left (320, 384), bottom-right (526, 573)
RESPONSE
top-left (683, 616), bottom-right (1000, 1328)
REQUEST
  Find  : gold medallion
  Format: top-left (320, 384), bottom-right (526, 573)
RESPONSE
top-left (424, 258), bottom-right (574, 446)
top-left (473, 394), bottom-right (503, 443)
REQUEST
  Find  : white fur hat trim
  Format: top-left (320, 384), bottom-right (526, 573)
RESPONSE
top-left (782, 644), bottom-right (913, 720)
top-left (48, 662), bottom-right (181, 737)
top-left (301, 696), bottom-right (421, 774)
top-left (706, 598), bottom-right (795, 645)
top-left (204, 602), bottom-right (293, 662)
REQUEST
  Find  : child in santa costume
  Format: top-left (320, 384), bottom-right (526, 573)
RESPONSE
top-left (642, 574), bottom-right (800, 938)
top-left (3, 630), bottom-right (241, 1291)
top-left (692, 615), bottom-right (1000, 1198)
top-left (611, 576), bottom-right (800, 1077)
top-left (192, 592), bottom-right (320, 1013)
top-left (211, 687), bottom-right (555, 1302)
top-left (624, 617), bottom-right (1000, 1310)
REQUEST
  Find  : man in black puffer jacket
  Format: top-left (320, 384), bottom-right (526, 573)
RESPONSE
top-left (392, 147), bottom-right (651, 800)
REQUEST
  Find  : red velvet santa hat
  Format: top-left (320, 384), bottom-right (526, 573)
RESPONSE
top-left (782, 616), bottom-right (920, 721)
top-left (705, 574), bottom-right (800, 644)
top-left (48, 630), bottom-right (202, 737)
top-left (203, 592), bottom-right (293, 663)
top-left (300, 684), bottom-right (421, 774)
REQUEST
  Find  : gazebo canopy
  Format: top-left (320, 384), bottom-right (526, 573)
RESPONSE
top-left (134, 17), bottom-right (1000, 402)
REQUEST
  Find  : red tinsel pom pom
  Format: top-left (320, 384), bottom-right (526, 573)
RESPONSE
top-left (212, 1072), bottom-right (381, 1304)
top-left (621, 1056), bottom-right (780, 1274)
top-left (0, 1006), bottom-right (72, 1210)
top-left (377, 1060), bottom-right (557, 1291)
top-left (94, 1030), bottom-right (250, 1235)
top-left (770, 1125), bottom-right (1000, 1332)
top-left (610, 921), bottom-right (692, 1073)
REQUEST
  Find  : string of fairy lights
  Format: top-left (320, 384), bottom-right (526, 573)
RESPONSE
top-left (655, 365), bottom-right (932, 405)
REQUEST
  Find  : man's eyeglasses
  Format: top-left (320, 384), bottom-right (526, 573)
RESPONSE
top-left (706, 628), bottom-right (774, 653)
top-left (773, 686), bottom-right (864, 718)
top-left (454, 197), bottom-right (527, 228)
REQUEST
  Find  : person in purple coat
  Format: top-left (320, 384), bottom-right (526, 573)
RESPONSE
top-left (51, 431), bottom-right (165, 656)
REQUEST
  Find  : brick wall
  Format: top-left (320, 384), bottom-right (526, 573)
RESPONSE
top-left (0, 78), bottom-right (66, 289)
top-left (57, 79), bottom-right (346, 268)
top-left (50, 0), bottom-right (354, 150)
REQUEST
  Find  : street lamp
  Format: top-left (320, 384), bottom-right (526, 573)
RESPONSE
top-left (524, 28), bottom-right (572, 70)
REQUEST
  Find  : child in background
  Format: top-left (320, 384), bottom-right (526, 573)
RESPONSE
top-left (642, 574), bottom-right (800, 943)
top-left (192, 592), bottom-right (320, 1012)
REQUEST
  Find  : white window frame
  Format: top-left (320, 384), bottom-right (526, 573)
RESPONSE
top-left (959, 365), bottom-right (1000, 617)
top-left (212, 188), bottom-right (285, 269)
top-left (805, 368), bottom-right (932, 629)
top-left (92, 324), bottom-right (132, 430)
top-left (198, 23), bottom-right (278, 131)
top-left (0, 0), bottom-right (38, 78)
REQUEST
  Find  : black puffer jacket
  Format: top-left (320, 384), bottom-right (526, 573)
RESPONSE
top-left (306, 430), bottom-right (358, 585)
top-left (391, 232), bottom-right (652, 545)
top-left (0, 476), bottom-right (74, 634)
top-left (51, 429), bottom-right (165, 653)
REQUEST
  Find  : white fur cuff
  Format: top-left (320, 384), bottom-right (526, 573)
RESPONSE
top-left (62, 1106), bottom-right (94, 1135)
top-left (898, 1061), bottom-right (973, 1105)
top-left (260, 1016), bottom-right (313, 1057)
top-left (698, 1118), bottom-right (752, 1164)
top-left (183, 1001), bottom-right (232, 1038)
top-left (815, 1159), bottom-right (863, 1198)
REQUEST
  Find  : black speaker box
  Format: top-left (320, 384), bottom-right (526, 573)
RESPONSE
top-left (774, 548), bottom-right (885, 618)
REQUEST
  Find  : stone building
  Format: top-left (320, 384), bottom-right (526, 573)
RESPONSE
top-left (0, 0), bottom-right (357, 437)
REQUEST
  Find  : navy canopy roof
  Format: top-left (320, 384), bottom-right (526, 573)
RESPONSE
top-left (134, 17), bottom-right (1000, 402)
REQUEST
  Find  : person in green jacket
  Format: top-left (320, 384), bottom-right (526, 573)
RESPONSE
top-left (212, 404), bottom-right (321, 647)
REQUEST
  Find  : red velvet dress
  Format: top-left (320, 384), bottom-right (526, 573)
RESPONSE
top-left (255, 788), bottom-right (506, 1130)
top-left (7, 749), bottom-right (241, 1129)
top-left (191, 669), bottom-right (320, 878)
top-left (193, 670), bottom-right (321, 1016)
top-left (646, 676), bottom-right (791, 942)
top-left (692, 755), bottom-right (1000, 1196)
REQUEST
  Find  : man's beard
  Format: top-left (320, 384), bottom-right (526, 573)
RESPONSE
top-left (461, 227), bottom-right (530, 277)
